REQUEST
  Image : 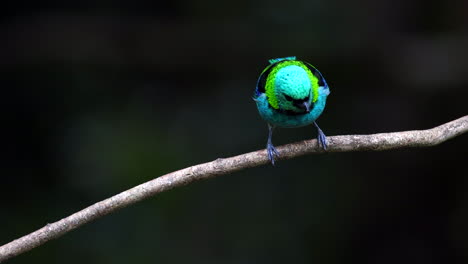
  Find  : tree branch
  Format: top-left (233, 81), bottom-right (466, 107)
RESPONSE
top-left (1, 115), bottom-right (467, 262)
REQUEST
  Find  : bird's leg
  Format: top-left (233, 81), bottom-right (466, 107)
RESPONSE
top-left (314, 121), bottom-right (328, 150)
top-left (267, 124), bottom-right (279, 165)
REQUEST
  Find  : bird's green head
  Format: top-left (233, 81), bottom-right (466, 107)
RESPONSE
top-left (262, 59), bottom-right (319, 113)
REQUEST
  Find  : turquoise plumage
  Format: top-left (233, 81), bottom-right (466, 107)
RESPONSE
top-left (253, 56), bottom-right (331, 165)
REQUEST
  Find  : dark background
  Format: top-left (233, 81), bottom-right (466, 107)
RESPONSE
top-left (1, 0), bottom-right (468, 263)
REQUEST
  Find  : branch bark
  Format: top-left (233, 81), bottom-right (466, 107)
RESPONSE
top-left (1, 115), bottom-right (467, 262)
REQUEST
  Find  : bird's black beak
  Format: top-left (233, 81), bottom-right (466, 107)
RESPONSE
top-left (303, 101), bottom-right (310, 113)
top-left (293, 100), bottom-right (311, 113)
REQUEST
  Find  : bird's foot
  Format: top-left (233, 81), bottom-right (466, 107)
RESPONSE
top-left (314, 122), bottom-right (328, 150)
top-left (317, 130), bottom-right (328, 150)
top-left (267, 142), bottom-right (279, 165)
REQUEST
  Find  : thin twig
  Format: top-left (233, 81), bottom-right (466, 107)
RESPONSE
top-left (1, 115), bottom-right (467, 262)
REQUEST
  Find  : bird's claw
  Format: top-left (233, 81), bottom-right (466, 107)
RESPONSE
top-left (317, 130), bottom-right (328, 150)
top-left (267, 143), bottom-right (279, 165)
top-left (314, 122), bottom-right (328, 150)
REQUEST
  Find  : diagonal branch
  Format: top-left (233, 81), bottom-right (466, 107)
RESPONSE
top-left (1, 115), bottom-right (467, 262)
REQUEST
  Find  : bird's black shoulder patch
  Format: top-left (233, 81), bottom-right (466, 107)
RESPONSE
top-left (303, 62), bottom-right (326, 87)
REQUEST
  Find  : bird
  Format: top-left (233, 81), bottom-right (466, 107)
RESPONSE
top-left (253, 56), bottom-right (331, 165)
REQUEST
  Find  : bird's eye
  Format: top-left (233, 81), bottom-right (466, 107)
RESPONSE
top-left (284, 94), bottom-right (293, 101)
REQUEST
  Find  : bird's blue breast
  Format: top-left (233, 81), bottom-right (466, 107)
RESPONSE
top-left (255, 87), bottom-right (329, 128)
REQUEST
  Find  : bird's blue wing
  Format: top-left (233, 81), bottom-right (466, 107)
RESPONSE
top-left (319, 86), bottom-right (330, 96)
top-left (302, 61), bottom-right (330, 96)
